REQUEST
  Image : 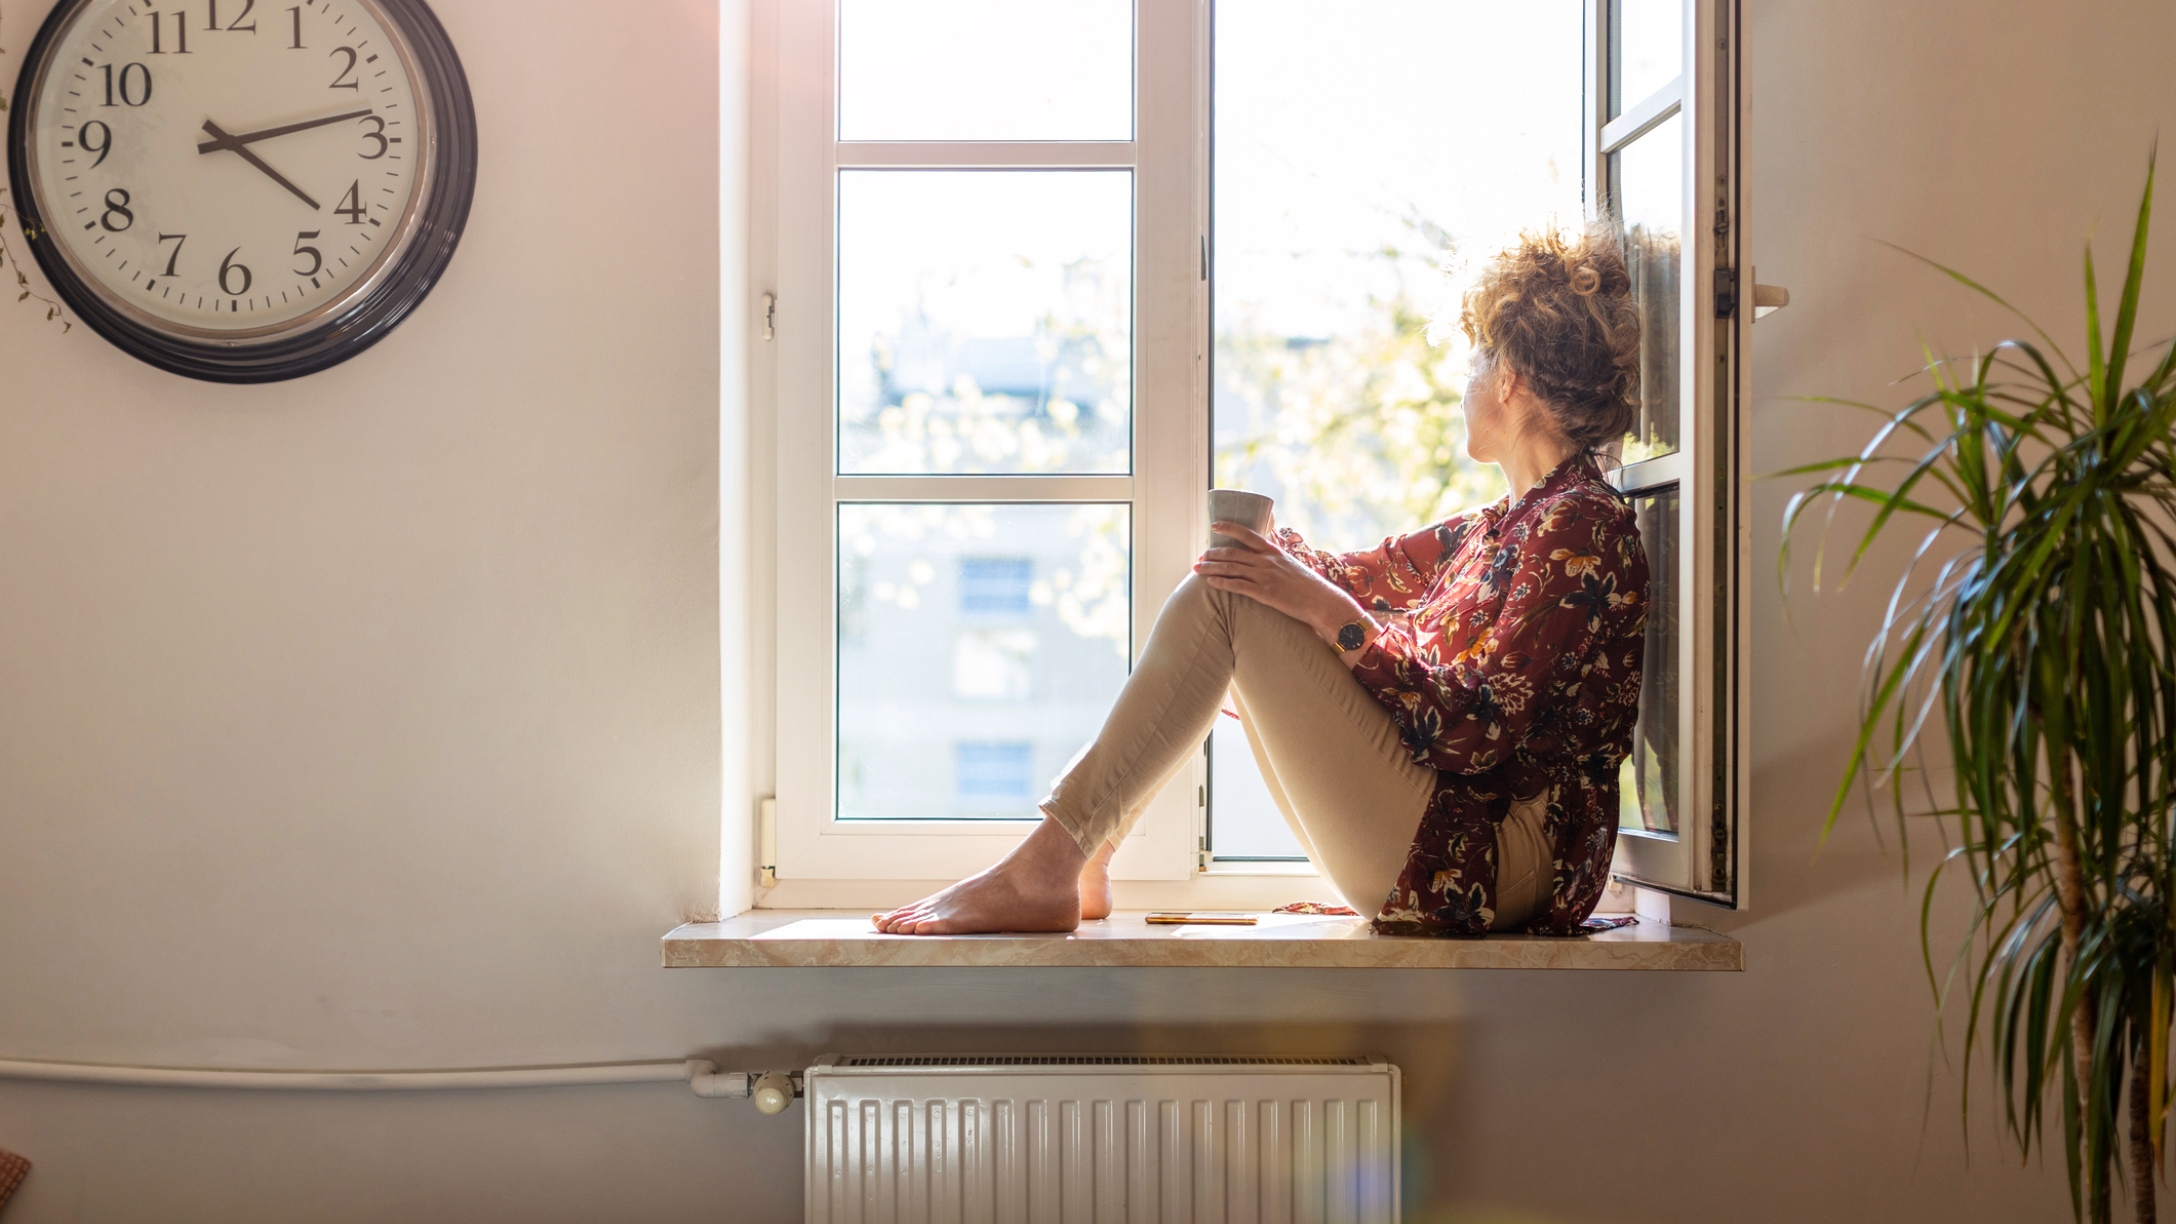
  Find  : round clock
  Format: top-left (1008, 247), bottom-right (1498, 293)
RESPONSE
top-left (6, 0), bottom-right (476, 382)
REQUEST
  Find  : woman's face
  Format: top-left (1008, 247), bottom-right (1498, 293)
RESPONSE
top-left (1461, 355), bottom-right (1511, 464)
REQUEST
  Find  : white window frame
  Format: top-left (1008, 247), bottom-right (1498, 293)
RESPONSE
top-left (1590, 0), bottom-right (1751, 908)
top-left (745, 0), bottom-right (1749, 912)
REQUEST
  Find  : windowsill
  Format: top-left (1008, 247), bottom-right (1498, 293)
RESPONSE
top-left (660, 910), bottom-right (1742, 971)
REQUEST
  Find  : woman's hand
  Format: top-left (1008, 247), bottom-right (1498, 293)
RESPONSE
top-left (1195, 522), bottom-right (1375, 659)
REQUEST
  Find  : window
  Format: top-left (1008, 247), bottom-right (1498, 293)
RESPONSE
top-left (758, 0), bottom-right (1748, 909)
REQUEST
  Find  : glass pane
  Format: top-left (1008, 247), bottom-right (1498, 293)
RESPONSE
top-left (838, 171), bottom-right (1133, 475)
top-left (1609, 114), bottom-right (1683, 464)
top-left (1609, 0), bottom-right (1683, 118)
top-left (1619, 487), bottom-right (1679, 836)
top-left (838, 0), bottom-right (1133, 141)
top-left (838, 503), bottom-right (1131, 820)
top-left (1209, 719), bottom-right (1309, 860)
top-left (1209, 1), bottom-right (1582, 856)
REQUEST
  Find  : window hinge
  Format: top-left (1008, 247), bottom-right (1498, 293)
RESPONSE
top-left (758, 797), bottom-right (778, 887)
top-left (1198, 836), bottom-right (1209, 871)
top-left (1200, 236), bottom-right (1208, 282)
top-left (761, 292), bottom-right (776, 341)
top-left (1713, 267), bottom-right (1738, 319)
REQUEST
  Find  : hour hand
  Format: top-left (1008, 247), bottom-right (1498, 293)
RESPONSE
top-left (198, 119), bottom-right (320, 211)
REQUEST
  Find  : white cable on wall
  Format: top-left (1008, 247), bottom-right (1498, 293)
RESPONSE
top-left (0, 1057), bottom-right (765, 1099)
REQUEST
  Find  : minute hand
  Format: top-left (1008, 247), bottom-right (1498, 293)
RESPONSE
top-left (196, 108), bottom-right (375, 154)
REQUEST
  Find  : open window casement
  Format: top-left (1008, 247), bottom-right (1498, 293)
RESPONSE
top-left (1589, 0), bottom-right (1751, 907)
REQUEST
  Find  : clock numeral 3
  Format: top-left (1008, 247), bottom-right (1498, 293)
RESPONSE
top-left (357, 115), bottom-right (390, 160)
top-left (335, 181), bottom-right (368, 225)
top-left (79, 121), bottom-right (114, 169)
top-left (99, 189), bottom-right (134, 233)
top-left (329, 46), bottom-right (360, 90)
top-left (158, 233), bottom-right (187, 277)
top-left (100, 63), bottom-right (153, 108)
top-left (219, 249), bottom-right (254, 297)
top-left (292, 232), bottom-right (324, 278)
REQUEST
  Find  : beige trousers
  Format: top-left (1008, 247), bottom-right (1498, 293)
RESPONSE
top-left (1042, 575), bottom-right (1548, 927)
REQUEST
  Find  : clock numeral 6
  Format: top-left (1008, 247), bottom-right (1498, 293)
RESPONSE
top-left (99, 189), bottom-right (134, 233)
top-left (79, 121), bottom-right (114, 169)
top-left (292, 232), bottom-right (324, 278)
top-left (219, 248), bottom-right (254, 297)
top-left (100, 63), bottom-right (153, 108)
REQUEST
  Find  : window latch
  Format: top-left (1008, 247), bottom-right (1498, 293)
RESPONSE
top-left (761, 292), bottom-right (777, 342)
top-left (1714, 268), bottom-right (1738, 319)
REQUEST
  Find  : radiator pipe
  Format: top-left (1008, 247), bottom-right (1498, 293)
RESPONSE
top-left (0, 1057), bottom-right (801, 1103)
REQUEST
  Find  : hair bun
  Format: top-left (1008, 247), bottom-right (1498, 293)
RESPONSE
top-left (1569, 264), bottom-right (1601, 296)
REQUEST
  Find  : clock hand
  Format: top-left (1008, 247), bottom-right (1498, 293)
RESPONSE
top-left (198, 120), bottom-right (321, 211)
top-left (195, 108), bottom-right (375, 154)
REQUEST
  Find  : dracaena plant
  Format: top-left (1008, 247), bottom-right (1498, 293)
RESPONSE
top-left (1784, 154), bottom-right (2176, 1224)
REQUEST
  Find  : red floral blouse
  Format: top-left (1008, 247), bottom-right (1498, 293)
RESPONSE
top-left (1279, 455), bottom-right (1650, 936)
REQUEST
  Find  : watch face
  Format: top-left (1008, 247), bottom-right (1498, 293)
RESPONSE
top-left (7, 0), bottom-right (475, 380)
top-left (1338, 622), bottom-right (1366, 652)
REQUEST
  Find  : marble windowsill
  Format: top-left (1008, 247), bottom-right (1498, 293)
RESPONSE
top-left (660, 911), bottom-right (1743, 971)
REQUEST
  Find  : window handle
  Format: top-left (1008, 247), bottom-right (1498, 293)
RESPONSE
top-left (1752, 281), bottom-right (1790, 320)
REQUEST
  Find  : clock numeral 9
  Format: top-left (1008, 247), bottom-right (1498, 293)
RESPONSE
top-left (100, 63), bottom-right (153, 108)
top-left (219, 248), bottom-right (254, 297)
top-left (99, 189), bottom-right (134, 233)
top-left (78, 121), bottom-right (114, 169)
top-left (335, 181), bottom-right (368, 225)
top-left (292, 231), bottom-right (324, 278)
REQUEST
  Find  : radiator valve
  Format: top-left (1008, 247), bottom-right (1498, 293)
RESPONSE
top-left (751, 1071), bottom-right (796, 1115)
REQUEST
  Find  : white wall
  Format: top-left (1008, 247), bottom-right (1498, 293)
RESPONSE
top-left (2, 0), bottom-right (2173, 1220)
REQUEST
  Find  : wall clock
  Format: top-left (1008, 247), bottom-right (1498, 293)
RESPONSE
top-left (7, 0), bottom-right (476, 382)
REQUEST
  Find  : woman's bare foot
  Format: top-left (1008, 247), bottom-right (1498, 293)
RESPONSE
top-left (872, 816), bottom-right (1089, 935)
top-left (1079, 839), bottom-right (1116, 921)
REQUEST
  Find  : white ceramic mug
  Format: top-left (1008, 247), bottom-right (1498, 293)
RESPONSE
top-left (1207, 488), bottom-right (1275, 550)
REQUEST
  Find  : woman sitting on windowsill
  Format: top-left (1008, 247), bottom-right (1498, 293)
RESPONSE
top-left (874, 224), bottom-right (1651, 938)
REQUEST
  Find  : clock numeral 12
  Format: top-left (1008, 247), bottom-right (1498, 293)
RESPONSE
top-left (209, 1), bottom-right (259, 33)
top-left (336, 181), bottom-right (368, 225)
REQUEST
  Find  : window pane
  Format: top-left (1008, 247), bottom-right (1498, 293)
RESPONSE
top-left (1609, 114), bottom-right (1683, 464)
top-left (838, 503), bottom-right (1131, 820)
top-left (838, 171), bottom-right (1132, 475)
top-left (1609, 0), bottom-right (1683, 117)
top-left (1209, 719), bottom-right (1309, 860)
top-left (838, 0), bottom-right (1133, 141)
top-left (1210, 0), bottom-right (1581, 856)
top-left (1619, 487), bottom-right (1679, 836)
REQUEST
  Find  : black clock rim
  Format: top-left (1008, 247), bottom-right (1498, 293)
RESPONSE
top-left (6, 0), bottom-right (476, 384)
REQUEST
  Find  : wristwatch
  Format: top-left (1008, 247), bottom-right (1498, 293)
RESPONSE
top-left (1333, 620), bottom-right (1369, 653)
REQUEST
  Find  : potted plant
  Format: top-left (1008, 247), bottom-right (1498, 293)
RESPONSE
top-left (1786, 155), bottom-right (2176, 1224)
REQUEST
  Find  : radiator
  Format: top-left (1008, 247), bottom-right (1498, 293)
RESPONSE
top-left (803, 1054), bottom-right (1400, 1224)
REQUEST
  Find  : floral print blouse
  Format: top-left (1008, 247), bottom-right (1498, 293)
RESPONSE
top-left (1279, 454), bottom-right (1650, 936)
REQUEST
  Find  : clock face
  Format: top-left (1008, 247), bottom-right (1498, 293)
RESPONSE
top-left (19, 0), bottom-right (431, 336)
top-left (8, 0), bottom-right (473, 380)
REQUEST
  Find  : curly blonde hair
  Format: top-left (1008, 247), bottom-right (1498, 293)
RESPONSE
top-left (1459, 223), bottom-right (1642, 456)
